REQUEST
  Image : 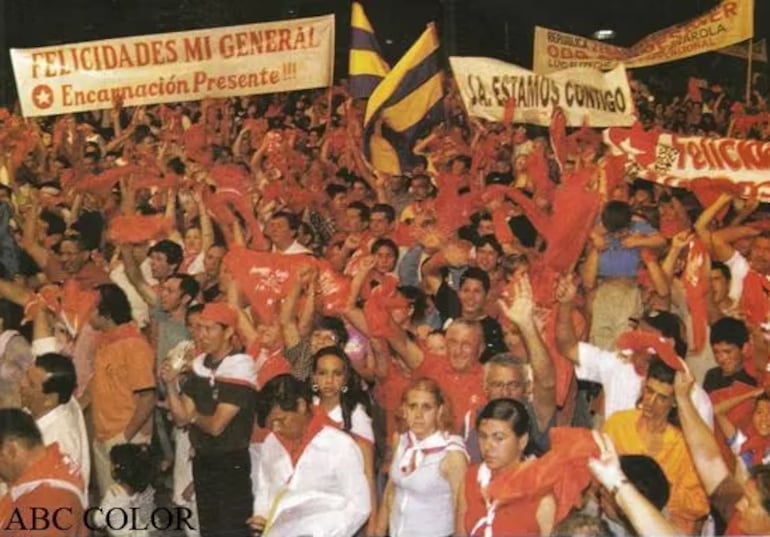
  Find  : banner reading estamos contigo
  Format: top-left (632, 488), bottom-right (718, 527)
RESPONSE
top-left (450, 56), bottom-right (635, 127)
top-left (10, 15), bottom-right (335, 117)
top-left (604, 126), bottom-right (770, 201)
top-left (533, 0), bottom-right (754, 73)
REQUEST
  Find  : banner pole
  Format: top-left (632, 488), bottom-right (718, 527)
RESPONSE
top-left (746, 39), bottom-right (754, 104)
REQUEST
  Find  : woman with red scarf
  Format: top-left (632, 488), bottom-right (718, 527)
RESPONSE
top-left (464, 399), bottom-right (599, 537)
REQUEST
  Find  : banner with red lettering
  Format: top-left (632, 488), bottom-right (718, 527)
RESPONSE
top-left (449, 56), bottom-right (635, 127)
top-left (604, 126), bottom-right (770, 200)
top-left (533, 0), bottom-right (754, 73)
top-left (10, 15), bottom-right (335, 117)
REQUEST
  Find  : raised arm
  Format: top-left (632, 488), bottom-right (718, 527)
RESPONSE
top-left (554, 274), bottom-right (580, 364)
top-left (119, 244), bottom-right (157, 306)
top-left (693, 193), bottom-right (738, 262)
top-left (499, 275), bottom-right (556, 430)
top-left (674, 367), bottom-right (730, 495)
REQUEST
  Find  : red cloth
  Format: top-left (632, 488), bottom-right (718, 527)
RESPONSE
top-left (0, 444), bottom-right (87, 537)
top-left (223, 246), bottom-right (303, 322)
top-left (315, 259), bottom-right (352, 315)
top-left (200, 302), bottom-right (238, 328)
top-left (363, 276), bottom-right (409, 339)
top-left (107, 214), bottom-right (171, 244)
top-left (615, 330), bottom-right (684, 371)
top-left (60, 280), bottom-right (97, 337)
top-left (74, 165), bottom-right (143, 198)
top-left (688, 77), bottom-right (704, 103)
top-left (526, 145), bottom-right (556, 204)
top-left (183, 124), bottom-right (212, 165)
top-left (740, 270), bottom-right (770, 326)
top-left (549, 108), bottom-right (568, 170)
top-left (466, 427), bottom-right (599, 536)
top-left (688, 178), bottom-right (742, 222)
top-left (491, 206), bottom-right (515, 245)
top-left (740, 424), bottom-right (770, 467)
top-left (684, 239), bottom-right (711, 353)
top-left (205, 188), bottom-right (266, 250)
top-left (502, 97), bottom-right (516, 125)
top-left (416, 353), bottom-right (485, 432)
top-left (709, 382), bottom-right (760, 432)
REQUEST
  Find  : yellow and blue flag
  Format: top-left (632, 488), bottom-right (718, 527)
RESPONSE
top-left (349, 2), bottom-right (391, 100)
top-left (363, 23), bottom-right (443, 175)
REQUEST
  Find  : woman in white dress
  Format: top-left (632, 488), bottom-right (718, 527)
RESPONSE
top-left (311, 346), bottom-right (376, 534)
top-left (375, 377), bottom-right (468, 537)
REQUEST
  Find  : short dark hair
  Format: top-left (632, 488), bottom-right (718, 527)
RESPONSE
top-left (0, 298), bottom-right (23, 331)
top-left (751, 464), bottom-right (770, 517)
top-left (271, 210), bottom-right (300, 232)
top-left (619, 454), bottom-right (671, 510)
top-left (35, 353), bottom-right (77, 405)
top-left (149, 239), bottom-right (183, 269)
top-left (475, 398), bottom-right (530, 437)
top-left (601, 201), bottom-right (632, 233)
top-left (186, 303), bottom-right (205, 322)
top-left (40, 210), bottom-right (66, 236)
top-left (370, 238), bottom-right (399, 261)
top-left (347, 201), bottom-right (370, 222)
top-left (710, 317), bottom-right (749, 348)
top-left (95, 283), bottom-right (133, 325)
top-left (314, 316), bottom-right (349, 347)
top-left (371, 203), bottom-right (396, 223)
top-left (475, 235), bottom-right (503, 256)
top-left (257, 374), bottom-right (312, 428)
top-left (642, 310), bottom-right (687, 358)
top-left (168, 273), bottom-right (200, 303)
top-left (711, 261), bottom-right (731, 282)
top-left (110, 444), bottom-right (153, 493)
top-left (0, 408), bottom-right (43, 449)
top-left (460, 266), bottom-right (491, 293)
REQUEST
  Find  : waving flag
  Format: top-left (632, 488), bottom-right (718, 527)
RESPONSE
top-left (349, 2), bottom-right (391, 99)
top-left (363, 23), bottom-right (443, 175)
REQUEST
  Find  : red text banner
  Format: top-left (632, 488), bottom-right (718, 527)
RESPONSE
top-left (450, 56), bottom-right (635, 127)
top-left (10, 15), bottom-right (335, 117)
top-left (604, 127), bottom-right (770, 200)
top-left (533, 0), bottom-right (754, 73)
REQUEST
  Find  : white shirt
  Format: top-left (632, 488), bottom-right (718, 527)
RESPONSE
top-left (575, 342), bottom-right (714, 428)
top-left (36, 398), bottom-right (91, 492)
top-left (109, 260), bottom-right (157, 328)
top-left (320, 401), bottom-right (375, 444)
top-left (93, 483), bottom-right (155, 537)
top-left (253, 425), bottom-right (370, 537)
top-left (273, 240), bottom-right (313, 256)
top-left (724, 250), bottom-right (751, 302)
top-left (389, 431), bottom-right (466, 537)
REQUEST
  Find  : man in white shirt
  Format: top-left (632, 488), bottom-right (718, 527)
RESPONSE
top-left (249, 374), bottom-right (370, 537)
top-left (556, 280), bottom-right (714, 427)
top-left (19, 352), bottom-right (90, 491)
top-left (266, 211), bottom-right (313, 256)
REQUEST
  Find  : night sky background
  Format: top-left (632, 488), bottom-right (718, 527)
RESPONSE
top-left (1, 0), bottom-right (768, 107)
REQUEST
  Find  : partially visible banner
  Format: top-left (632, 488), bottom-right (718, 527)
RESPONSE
top-left (533, 0), bottom-right (754, 73)
top-left (604, 126), bottom-right (770, 200)
top-left (717, 38), bottom-right (768, 62)
top-left (10, 15), bottom-right (335, 117)
top-left (450, 56), bottom-right (635, 127)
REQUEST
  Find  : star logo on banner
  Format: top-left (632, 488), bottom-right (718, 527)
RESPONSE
top-left (31, 85), bottom-right (54, 109)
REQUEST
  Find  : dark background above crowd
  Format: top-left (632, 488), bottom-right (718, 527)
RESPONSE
top-left (1, 0), bottom-right (769, 108)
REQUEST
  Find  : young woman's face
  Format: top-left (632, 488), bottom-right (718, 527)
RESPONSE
top-left (184, 227), bottom-right (202, 255)
top-left (477, 418), bottom-right (524, 472)
top-left (312, 354), bottom-right (347, 403)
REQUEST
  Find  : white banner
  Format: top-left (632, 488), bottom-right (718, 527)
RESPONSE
top-left (449, 56), bottom-right (635, 127)
top-left (533, 0), bottom-right (755, 73)
top-left (10, 15), bottom-right (335, 117)
top-left (605, 127), bottom-right (770, 200)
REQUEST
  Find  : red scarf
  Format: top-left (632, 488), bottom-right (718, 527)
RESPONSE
top-left (275, 407), bottom-right (336, 467)
top-left (740, 425), bottom-right (770, 467)
top-left (740, 270), bottom-right (770, 326)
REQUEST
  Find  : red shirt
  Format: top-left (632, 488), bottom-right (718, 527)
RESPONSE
top-left (416, 353), bottom-right (485, 433)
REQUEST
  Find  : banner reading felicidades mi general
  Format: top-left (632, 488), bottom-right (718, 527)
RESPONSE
top-left (533, 0), bottom-right (754, 73)
top-left (10, 15), bottom-right (335, 117)
top-left (449, 56), bottom-right (635, 127)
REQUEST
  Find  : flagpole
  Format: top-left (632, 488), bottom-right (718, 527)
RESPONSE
top-left (746, 39), bottom-right (754, 104)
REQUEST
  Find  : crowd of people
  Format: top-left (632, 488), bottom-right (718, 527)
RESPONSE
top-left (0, 65), bottom-right (769, 537)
